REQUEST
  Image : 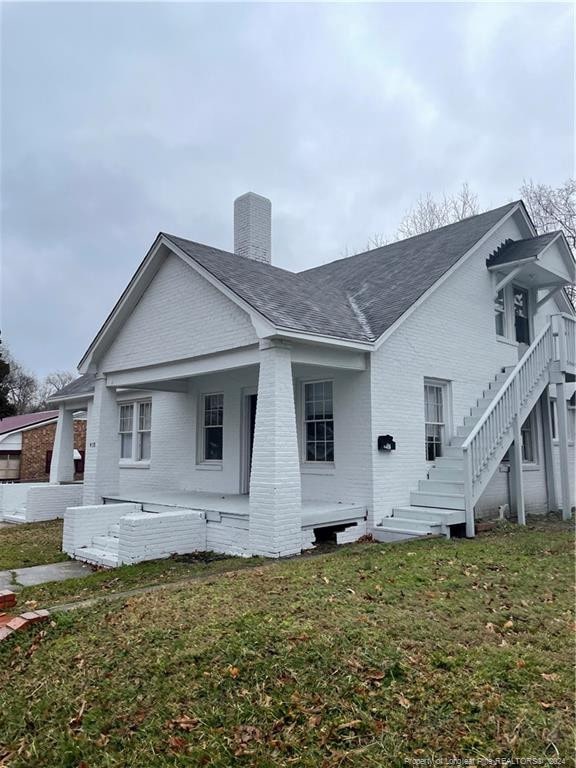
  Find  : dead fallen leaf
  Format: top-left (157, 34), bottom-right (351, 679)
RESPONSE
top-left (397, 693), bottom-right (411, 709)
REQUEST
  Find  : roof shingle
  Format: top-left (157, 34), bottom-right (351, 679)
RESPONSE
top-left (165, 200), bottom-right (519, 343)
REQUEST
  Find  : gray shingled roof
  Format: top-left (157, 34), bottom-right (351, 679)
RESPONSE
top-left (50, 373), bottom-right (97, 401)
top-left (486, 231), bottom-right (559, 268)
top-left (166, 200), bottom-right (518, 343)
top-left (163, 235), bottom-right (367, 341)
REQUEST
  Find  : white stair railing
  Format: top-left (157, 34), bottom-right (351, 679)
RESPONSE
top-left (462, 321), bottom-right (555, 537)
top-left (553, 313), bottom-right (576, 370)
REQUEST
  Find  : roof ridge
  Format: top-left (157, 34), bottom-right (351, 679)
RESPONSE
top-left (298, 200), bottom-right (520, 275)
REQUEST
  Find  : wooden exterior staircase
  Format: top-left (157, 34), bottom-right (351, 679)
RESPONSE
top-left (375, 313), bottom-right (575, 541)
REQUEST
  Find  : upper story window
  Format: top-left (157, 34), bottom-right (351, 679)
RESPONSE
top-left (494, 289), bottom-right (505, 336)
top-left (202, 393), bottom-right (223, 461)
top-left (304, 381), bottom-right (334, 462)
top-left (513, 286), bottom-right (530, 345)
top-left (119, 401), bottom-right (152, 462)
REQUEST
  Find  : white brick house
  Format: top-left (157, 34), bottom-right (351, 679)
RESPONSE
top-left (45, 193), bottom-right (575, 566)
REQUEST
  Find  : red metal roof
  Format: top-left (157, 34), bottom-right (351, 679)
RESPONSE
top-left (0, 410), bottom-right (59, 435)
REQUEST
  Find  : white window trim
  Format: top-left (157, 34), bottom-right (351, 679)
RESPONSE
top-left (300, 379), bottom-right (335, 466)
top-left (551, 398), bottom-right (576, 446)
top-left (198, 392), bottom-right (224, 465)
top-left (493, 277), bottom-right (536, 345)
top-left (423, 378), bottom-right (453, 462)
top-left (118, 399), bottom-right (152, 467)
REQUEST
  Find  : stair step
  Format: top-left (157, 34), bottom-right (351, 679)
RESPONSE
top-left (393, 506), bottom-right (465, 525)
top-left (427, 468), bottom-right (464, 482)
top-left (418, 479), bottom-right (465, 494)
top-left (433, 457), bottom-right (464, 469)
top-left (410, 491), bottom-right (465, 510)
top-left (92, 535), bottom-right (119, 553)
top-left (450, 435), bottom-right (466, 447)
top-left (74, 547), bottom-right (119, 568)
top-left (443, 446), bottom-right (463, 457)
top-left (2, 512), bottom-right (26, 524)
top-left (373, 526), bottom-right (435, 543)
top-left (456, 423), bottom-right (475, 438)
top-left (384, 516), bottom-right (442, 533)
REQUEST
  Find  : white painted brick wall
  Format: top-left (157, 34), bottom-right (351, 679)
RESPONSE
top-left (206, 516), bottom-right (249, 556)
top-left (294, 364), bottom-right (373, 508)
top-left (369, 215), bottom-right (525, 525)
top-left (83, 378), bottom-right (120, 505)
top-left (0, 483), bottom-right (43, 517)
top-left (63, 503), bottom-right (139, 555)
top-left (249, 342), bottom-right (302, 557)
top-left (234, 193), bottom-right (272, 264)
top-left (101, 253), bottom-right (257, 372)
top-left (26, 484), bottom-right (84, 522)
top-left (336, 520), bottom-right (367, 544)
top-left (117, 510), bottom-right (206, 565)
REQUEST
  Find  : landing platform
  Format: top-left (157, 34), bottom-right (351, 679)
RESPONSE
top-left (103, 490), bottom-right (366, 529)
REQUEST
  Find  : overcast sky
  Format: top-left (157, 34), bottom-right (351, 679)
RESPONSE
top-left (1, 1), bottom-right (573, 376)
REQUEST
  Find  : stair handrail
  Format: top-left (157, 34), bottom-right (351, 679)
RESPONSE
top-left (554, 312), bottom-right (576, 369)
top-left (462, 320), bottom-right (554, 537)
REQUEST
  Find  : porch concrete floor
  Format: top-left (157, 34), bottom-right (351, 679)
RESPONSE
top-left (104, 490), bottom-right (366, 528)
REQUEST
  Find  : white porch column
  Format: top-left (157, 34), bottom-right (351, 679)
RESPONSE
top-left (248, 340), bottom-right (302, 558)
top-left (82, 375), bottom-right (120, 506)
top-left (509, 423), bottom-right (526, 526)
top-left (539, 390), bottom-right (558, 512)
top-left (555, 380), bottom-right (572, 520)
top-left (49, 405), bottom-right (75, 483)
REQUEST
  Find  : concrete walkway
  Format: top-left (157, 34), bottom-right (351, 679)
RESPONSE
top-left (0, 561), bottom-right (93, 590)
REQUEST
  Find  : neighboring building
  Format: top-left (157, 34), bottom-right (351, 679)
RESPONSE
top-left (42, 193), bottom-right (574, 567)
top-left (0, 411), bottom-right (86, 482)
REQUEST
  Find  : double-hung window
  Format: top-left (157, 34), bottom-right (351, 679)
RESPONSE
top-left (202, 393), bottom-right (224, 461)
top-left (424, 382), bottom-right (445, 461)
top-left (494, 289), bottom-right (505, 337)
top-left (520, 412), bottom-right (536, 463)
top-left (304, 381), bottom-right (334, 462)
top-left (119, 404), bottom-right (135, 459)
top-left (119, 401), bottom-right (152, 462)
top-left (137, 402), bottom-right (152, 460)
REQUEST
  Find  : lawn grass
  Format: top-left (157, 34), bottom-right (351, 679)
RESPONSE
top-left (0, 519), bottom-right (68, 570)
top-left (0, 518), bottom-right (573, 766)
top-left (18, 551), bottom-right (264, 608)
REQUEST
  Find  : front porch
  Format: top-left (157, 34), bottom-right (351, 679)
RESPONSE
top-left (62, 490), bottom-right (367, 567)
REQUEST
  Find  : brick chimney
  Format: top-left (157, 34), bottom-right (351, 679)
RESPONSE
top-left (234, 192), bottom-right (272, 264)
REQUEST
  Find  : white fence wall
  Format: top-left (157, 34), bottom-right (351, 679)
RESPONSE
top-left (26, 484), bottom-right (84, 522)
top-left (63, 503), bottom-right (139, 554)
top-left (118, 510), bottom-right (206, 564)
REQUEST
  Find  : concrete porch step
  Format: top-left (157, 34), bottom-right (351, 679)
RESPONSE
top-left (392, 506), bottom-right (465, 525)
top-left (2, 512), bottom-right (26, 524)
top-left (380, 516), bottom-right (442, 534)
top-left (74, 547), bottom-right (119, 568)
top-left (92, 535), bottom-right (119, 553)
top-left (427, 468), bottom-right (464, 482)
top-left (372, 526), bottom-right (436, 543)
top-left (418, 479), bottom-right (465, 494)
top-left (410, 491), bottom-right (465, 510)
top-left (433, 457), bottom-right (464, 469)
top-left (440, 446), bottom-right (463, 458)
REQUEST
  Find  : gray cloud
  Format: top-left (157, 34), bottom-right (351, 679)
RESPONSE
top-left (1, 1), bottom-right (573, 374)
